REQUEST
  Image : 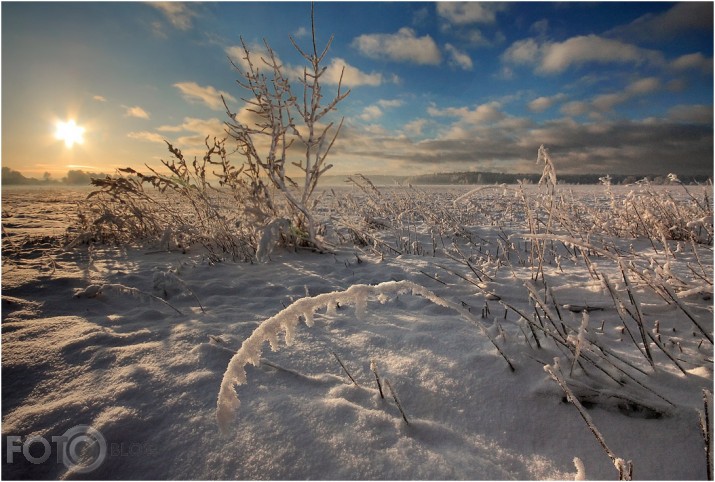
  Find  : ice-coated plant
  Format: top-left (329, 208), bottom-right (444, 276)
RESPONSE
top-left (223, 3), bottom-right (349, 253)
top-left (216, 279), bottom-right (513, 433)
top-left (545, 357), bottom-right (634, 481)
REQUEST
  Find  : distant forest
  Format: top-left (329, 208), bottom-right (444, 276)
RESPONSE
top-left (403, 171), bottom-right (713, 185)
top-left (1, 167), bottom-right (109, 186)
top-left (2, 166), bottom-right (711, 187)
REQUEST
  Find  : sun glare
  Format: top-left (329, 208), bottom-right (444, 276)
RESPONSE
top-left (55, 120), bottom-right (85, 148)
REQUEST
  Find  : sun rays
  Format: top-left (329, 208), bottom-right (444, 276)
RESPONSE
top-left (54, 119), bottom-right (85, 148)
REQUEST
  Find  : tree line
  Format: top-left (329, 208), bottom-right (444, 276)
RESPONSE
top-left (404, 171), bottom-right (712, 185)
top-left (1, 167), bottom-right (109, 186)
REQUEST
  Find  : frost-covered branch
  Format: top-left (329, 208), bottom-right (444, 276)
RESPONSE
top-left (545, 357), bottom-right (633, 480)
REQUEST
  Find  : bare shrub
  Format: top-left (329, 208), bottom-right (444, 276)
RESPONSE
top-left (222, 4), bottom-right (349, 252)
top-left (73, 5), bottom-right (348, 261)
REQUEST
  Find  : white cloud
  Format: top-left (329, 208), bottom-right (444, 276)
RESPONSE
top-left (539, 35), bottom-right (663, 73)
top-left (226, 44), bottom-right (386, 87)
top-left (503, 35), bottom-right (664, 74)
top-left (591, 93), bottom-right (624, 112)
top-left (353, 28), bottom-right (441, 65)
top-left (294, 26), bottom-right (308, 39)
top-left (594, 77), bottom-right (660, 111)
top-left (560, 101), bottom-right (589, 117)
top-left (225, 42), bottom-right (280, 76)
top-left (377, 99), bottom-right (404, 108)
top-left (445, 43), bottom-right (473, 70)
top-left (158, 117), bottom-right (225, 136)
top-left (671, 53), bottom-right (713, 73)
top-left (428, 101), bottom-right (504, 124)
top-left (361, 124), bottom-right (390, 137)
top-left (626, 77), bottom-right (660, 95)
top-left (125, 106), bottom-right (150, 119)
top-left (607, 3), bottom-right (713, 42)
top-left (437, 2), bottom-right (503, 25)
top-left (461, 29), bottom-right (489, 46)
top-left (403, 118), bottom-right (428, 137)
top-left (528, 94), bottom-right (566, 113)
top-left (359, 99), bottom-right (405, 121)
top-left (127, 131), bottom-right (165, 143)
top-left (150, 2), bottom-right (198, 31)
top-left (173, 82), bottom-right (237, 111)
top-left (154, 117), bottom-right (228, 154)
top-left (667, 104), bottom-right (713, 124)
top-left (323, 58), bottom-right (386, 87)
top-left (93, 95), bottom-right (107, 102)
top-left (561, 77), bottom-right (662, 115)
top-left (530, 19), bottom-right (549, 36)
top-left (359, 105), bottom-right (383, 121)
top-left (502, 38), bottom-right (540, 65)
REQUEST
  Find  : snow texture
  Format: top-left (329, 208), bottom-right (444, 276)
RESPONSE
top-left (216, 279), bottom-right (511, 432)
top-left (2, 185), bottom-right (712, 480)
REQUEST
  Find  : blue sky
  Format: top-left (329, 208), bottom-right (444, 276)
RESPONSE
top-left (2, 2), bottom-right (713, 178)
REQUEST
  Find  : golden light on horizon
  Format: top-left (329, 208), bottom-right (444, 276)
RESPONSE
top-left (54, 119), bottom-right (85, 148)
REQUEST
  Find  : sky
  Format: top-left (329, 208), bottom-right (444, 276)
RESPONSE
top-left (2, 1), bottom-right (713, 179)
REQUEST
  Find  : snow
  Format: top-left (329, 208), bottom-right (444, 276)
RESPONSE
top-left (2, 184), bottom-right (713, 479)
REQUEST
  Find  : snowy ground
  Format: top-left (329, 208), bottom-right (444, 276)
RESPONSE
top-left (2, 184), bottom-right (712, 480)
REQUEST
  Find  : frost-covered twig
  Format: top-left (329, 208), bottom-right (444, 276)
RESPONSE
top-left (216, 279), bottom-right (513, 432)
top-left (75, 283), bottom-right (183, 315)
top-left (385, 379), bottom-right (409, 425)
top-left (154, 270), bottom-right (205, 313)
top-left (370, 359), bottom-right (384, 399)
top-left (332, 351), bottom-right (359, 387)
top-left (661, 282), bottom-right (713, 345)
top-left (569, 310), bottom-right (589, 376)
top-left (544, 358), bottom-right (633, 480)
top-left (616, 260), bottom-right (655, 369)
top-left (646, 331), bottom-right (688, 375)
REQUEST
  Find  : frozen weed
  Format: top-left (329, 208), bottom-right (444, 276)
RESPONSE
top-left (216, 279), bottom-right (514, 432)
top-left (545, 358), bottom-right (634, 480)
top-left (75, 283), bottom-right (183, 314)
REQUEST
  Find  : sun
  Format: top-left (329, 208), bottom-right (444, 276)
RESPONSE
top-left (55, 119), bottom-right (85, 148)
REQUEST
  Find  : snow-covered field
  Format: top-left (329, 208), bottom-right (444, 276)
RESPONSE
top-left (2, 182), bottom-right (713, 480)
